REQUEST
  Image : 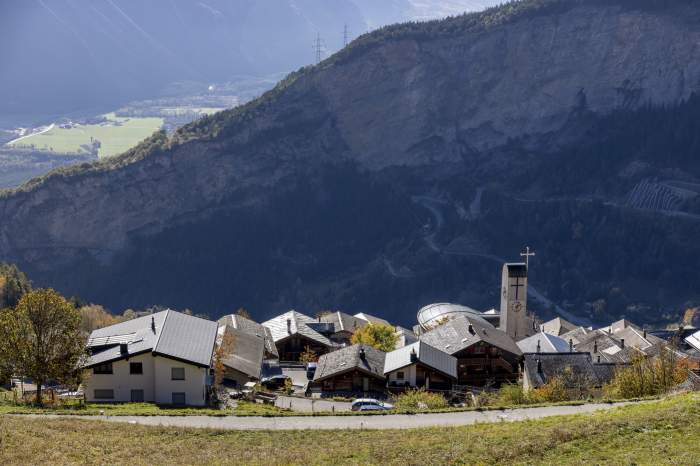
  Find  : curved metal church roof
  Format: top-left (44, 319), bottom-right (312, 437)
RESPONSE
top-left (417, 303), bottom-right (490, 330)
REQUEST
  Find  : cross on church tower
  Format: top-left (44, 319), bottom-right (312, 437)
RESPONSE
top-left (511, 276), bottom-right (525, 300)
top-left (520, 246), bottom-right (536, 269)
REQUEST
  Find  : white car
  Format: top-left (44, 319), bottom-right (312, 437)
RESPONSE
top-left (351, 398), bottom-right (394, 411)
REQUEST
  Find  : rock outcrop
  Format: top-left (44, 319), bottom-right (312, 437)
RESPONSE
top-left (2, 0), bottom-right (700, 323)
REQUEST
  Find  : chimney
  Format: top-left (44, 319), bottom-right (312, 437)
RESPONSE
top-left (597, 355), bottom-right (601, 363)
top-left (410, 347), bottom-right (418, 363)
top-left (536, 340), bottom-right (541, 354)
top-left (151, 316), bottom-right (156, 333)
top-left (620, 338), bottom-right (625, 349)
top-left (287, 318), bottom-right (292, 335)
top-left (594, 340), bottom-right (598, 353)
top-left (359, 347), bottom-right (366, 360)
top-left (536, 359), bottom-right (542, 374)
top-left (119, 343), bottom-right (128, 354)
top-left (643, 329), bottom-right (647, 339)
top-left (569, 339), bottom-right (574, 352)
top-left (468, 324), bottom-right (475, 335)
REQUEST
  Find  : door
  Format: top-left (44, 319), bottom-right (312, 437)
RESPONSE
top-left (362, 377), bottom-right (369, 392)
top-left (130, 389), bottom-right (144, 402)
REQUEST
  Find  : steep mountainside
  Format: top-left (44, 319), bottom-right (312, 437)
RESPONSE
top-left (2, 0), bottom-right (700, 326)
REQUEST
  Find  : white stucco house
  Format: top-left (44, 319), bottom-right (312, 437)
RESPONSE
top-left (83, 310), bottom-right (218, 406)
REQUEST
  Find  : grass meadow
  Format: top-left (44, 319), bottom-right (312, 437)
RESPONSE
top-left (1, 393), bottom-right (699, 465)
top-left (7, 113), bottom-right (163, 158)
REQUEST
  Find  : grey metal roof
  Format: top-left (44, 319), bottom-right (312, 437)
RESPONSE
top-left (384, 341), bottom-right (457, 379)
top-left (517, 332), bottom-right (571, 353)
top-left (313, 344), bottom-right (386, 382)
top-left (540, 317), bottom-right (578, 336)
top-left (219, 325), bottom-right (264, 379)
top-left (686, 330), bottom-right (700, 352)
top-left (420, 314), bottom-right (522, 357)
top-left (86, 311), bottom-right (168, 367)
top-left (417, 302), bottom-right (490, 330)
top-left (218, 314), bottom-right (279, 358)
top-left (262, 310), bottom-right (335, 348)
top-left (153, 310), bottom-right (218, 367)
top-left (85, 310), bottom-right (217, 368)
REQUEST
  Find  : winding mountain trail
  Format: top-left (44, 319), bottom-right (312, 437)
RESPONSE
top-left (411, 194), bottom-right (592, 326)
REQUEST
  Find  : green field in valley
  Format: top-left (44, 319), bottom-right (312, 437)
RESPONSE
top-left (1, 393), bottom-right (699, 465)
top-left (7, 113), bottom-right (163, 158)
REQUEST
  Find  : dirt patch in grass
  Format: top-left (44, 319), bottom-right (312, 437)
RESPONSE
top-left (1, 393), bottom-right (699, 465)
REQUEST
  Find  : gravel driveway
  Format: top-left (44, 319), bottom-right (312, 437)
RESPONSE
top-left (11, 402), bottom-right (635, 431)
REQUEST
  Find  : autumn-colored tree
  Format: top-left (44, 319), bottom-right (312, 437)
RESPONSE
top-left (213, 330), bottom-right (236, 389)
top-left (0, 307), bottom-right (27, 386)
top-left (79, 304), bottom-right (120, 334)
top-left (604, 348), bottom-right (690, 398)
top-left (299, 346), bottom-right (318, 363)
top-left (0, 262), bottom-right (31, 309)
top-left (351, 323), bottom-right (398, 352)
top-left (4, 289), bottom-right (87, 405)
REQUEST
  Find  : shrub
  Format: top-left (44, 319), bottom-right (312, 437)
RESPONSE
top-left (392, 388), bottom-right (448, 411)
top-left (529, 376), bottom-right (569, 403)
top-left (496, 383), bottom-right (529, 406)
top-left (604, 350), bottom-right (690, 399)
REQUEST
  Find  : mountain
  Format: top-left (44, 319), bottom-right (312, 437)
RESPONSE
top-left (0, 0), bottom-right (499, 125)
top-left (2, 0), bottom-right (700, 327)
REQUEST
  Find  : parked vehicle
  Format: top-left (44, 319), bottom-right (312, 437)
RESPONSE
top-left (351, 398), bottom-right (394, 411)
top-left (305, 362), bottom-right (317, 379)
top-left (260, 374), bottom-right (290, 390)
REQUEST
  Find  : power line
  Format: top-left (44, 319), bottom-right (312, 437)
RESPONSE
top-left (313, 32), bottom-right (325, 64)
top-left (343, 24), bottom-right (350, 47)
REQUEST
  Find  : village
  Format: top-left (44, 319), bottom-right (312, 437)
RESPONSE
top-left (49, 252), bottom-right (699, 412)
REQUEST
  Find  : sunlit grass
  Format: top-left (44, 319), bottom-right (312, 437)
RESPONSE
top-left (1, 393), bottom-right (699, 465)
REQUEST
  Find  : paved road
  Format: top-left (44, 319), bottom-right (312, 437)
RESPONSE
top-left (11, 402), bottom-right (634, 431)
top-left (6, 124), bottom-right (55, 145)
top-left (275, 395), bottom-right (352, 413)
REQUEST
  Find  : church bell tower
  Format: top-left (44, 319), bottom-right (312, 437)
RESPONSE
top-left (499, 262), bottom-right (532, 340)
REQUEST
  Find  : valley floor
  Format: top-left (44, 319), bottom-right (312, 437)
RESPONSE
top-left (1, 393), bottom-right (699, 465)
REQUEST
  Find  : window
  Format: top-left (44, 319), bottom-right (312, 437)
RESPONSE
top-left (131, 389), bottom-right (144, 402)
top-left (171, 367), bottom-right (185, 380)
top-left (172, 392), bottom-right (186, 405)
top-left (396, 371), bottom-right (405, 380)
top-left (94, 389), bottom-right (114, 399)
top-left (130, 362), bottom-right (143, 375)
top-left (93, 363), bottom-right (113, 374)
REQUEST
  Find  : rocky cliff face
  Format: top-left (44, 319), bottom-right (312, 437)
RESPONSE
top-left (2, 0), bottom-right (700, 325)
